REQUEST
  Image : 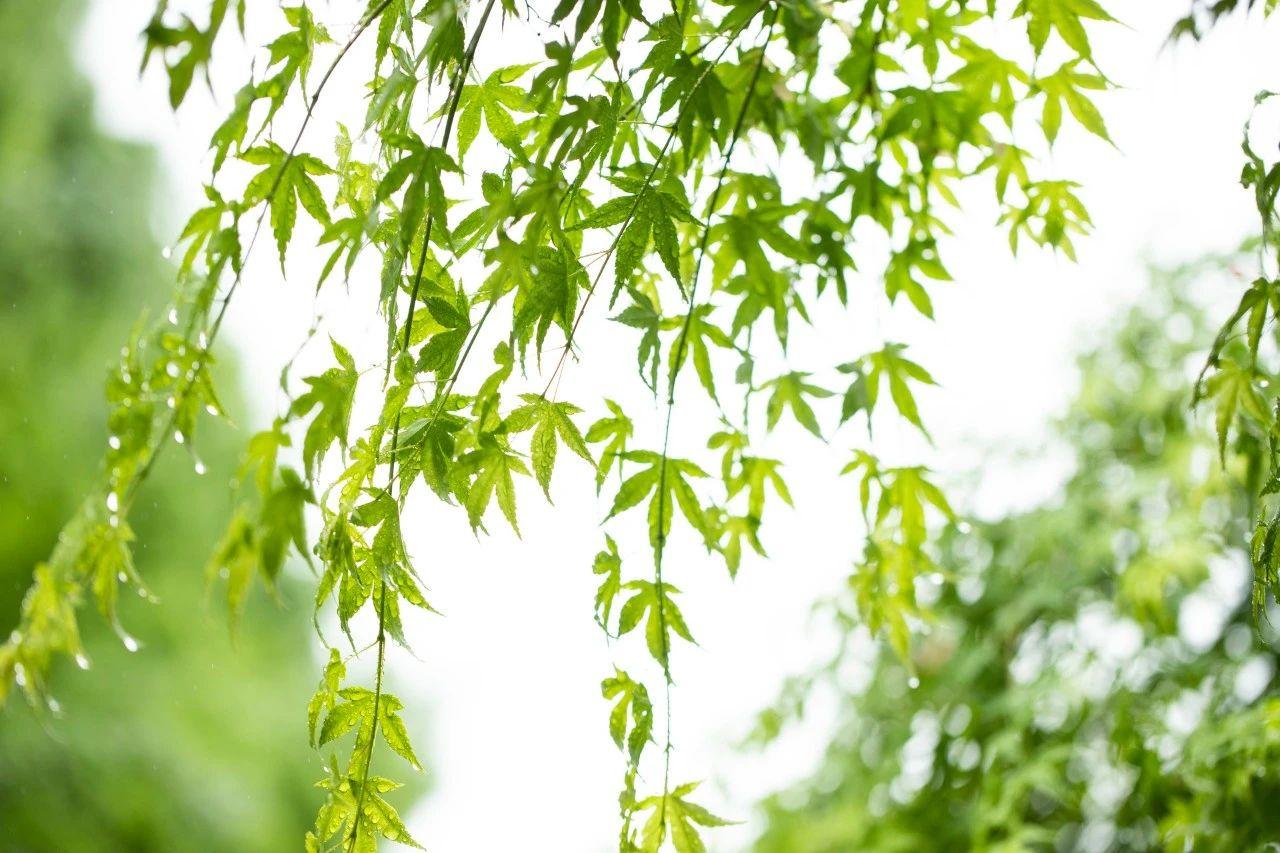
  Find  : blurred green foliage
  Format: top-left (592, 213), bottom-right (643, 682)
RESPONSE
top-left (0, 1), bottom-right (319, 848)
top-left (753, 261), bottom-right (1280, 851)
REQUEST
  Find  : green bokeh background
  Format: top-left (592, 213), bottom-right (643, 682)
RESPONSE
top-left (752, 267), bottom-right (1280, 851)
top-left (0, 1), bottom-right (317, 848)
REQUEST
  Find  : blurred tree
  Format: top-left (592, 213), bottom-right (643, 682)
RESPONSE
top-left (752, 259), bottom-right (1280, 852)
top-left (0, 1), bottom-right (320, 848)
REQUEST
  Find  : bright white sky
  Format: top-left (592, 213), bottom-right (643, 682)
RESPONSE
top-left (78, 2), bottom-right (1276, 850)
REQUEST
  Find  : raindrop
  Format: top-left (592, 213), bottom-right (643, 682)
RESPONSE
top-left (166, 396), bottom-right (176, 409)
top-left (197, 332), bottom-right (209, 349)
top-left (109, 514), bottom-right (120, 528)
top-left (194, 460), bottom-right (207, 476)
top-left (908, 676), bottom-right (920, 689)
top-left (161, 246), bottom-right (172, 260)
top-left (174, 431), bottom-right (186, 445)
top-left (13, 663), bottom-right (26, 687)
top-left (204, 404), bottom-right (219, 416)
top-left (48, 697), bottom-right (63, 717)
top-left (106, 492), bottom-right (120, 513)
top-left (122, 635), bottom-right (140, 653)
top-left (167, 308), bottom-right (179, 325)
top-left (166, 362), bottom-right (180, 378)
top-left (75, 653), bottom-right (91, 671)
top-left (108, 435), bottom-right (121, 450)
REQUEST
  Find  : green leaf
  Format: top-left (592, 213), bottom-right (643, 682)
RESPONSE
top-left (635, 781), bottom-right (736, 853)
top-left (593, 535), bottom-right (623, 628)
top-left (378, 694), bottom-right (423, 770)
top-left (605, 451), bottom-right (713, 549)
top-left (841, 343), bottom-right (937, 436)
top-left (585, 400), bottom-right (634, 491)
top-left (602, 668), bottom-right (653, 765)
top-left (308, 648), bottom-right (346, 747)
top-left (290, 339), bottom-right (359, 479)
top-left (455, 67), bottom-right (532, 160)
top-left (617, 580), bottom-right (695, 670)
top-left (505, 394), bottom-right (595, 498)
top-left (762, 372), bottom-right (833, 439)
top-left (458, 435), bottom-right (529, 534)
top-left (1201, 358), bottom-right (1271, 462)
top-left (1016, 0), bottom-right (1114, 58)
top-left (241, 142), bottom-right (333, 265)
top-left (571, 183), bottom-right (695, 296)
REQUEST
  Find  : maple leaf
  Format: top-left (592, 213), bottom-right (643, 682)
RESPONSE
top-left (635, 781), bottom-right (736, 853)
top-left (602, 668), bottom-right (653, 764)
top-left (240, 142), bottom-right (333, 265)
top-left (458, 435), bottom-right (529, 534)
top-left (762, 371), bottom-right (833, 439)
top-left (456, 66), bottom-right (533, 159)
top-left (289, 339), bottom-right (359, 479)
top-left (586, 400), bottom-right (634, 491)
top-left (606, 451), bottom-right (714, 550)
top-left (505, 394), bottom-right (595, 497)
top-left (617, 580), bottom-right (695, 669)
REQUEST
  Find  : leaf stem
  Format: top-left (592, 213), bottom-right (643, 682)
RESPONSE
top-left (347, 585), bottom-right (388, 853)
top-left (649, 7), bottom-right (775, 837)
top-left (346, 4), bottom-right (500, 848)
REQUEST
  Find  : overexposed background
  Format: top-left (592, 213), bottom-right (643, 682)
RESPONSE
top-left (76, 2), bottom-right (1277, 849)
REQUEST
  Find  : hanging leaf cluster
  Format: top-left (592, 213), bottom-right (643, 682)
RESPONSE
top-left (0, 0), bottom-right (1124, 848)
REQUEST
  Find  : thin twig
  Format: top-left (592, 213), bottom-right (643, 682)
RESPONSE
top-left (540, 14), bottom-right (761, 399)
top-left (648, 7), bottom-right (776, 840)
top-left (121, 0), bottom-right (396, 514)
top-left (347, 3), bottom-right (499, 849)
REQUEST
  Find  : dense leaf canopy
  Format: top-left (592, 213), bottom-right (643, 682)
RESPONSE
top-left (1, 0), bottom-right (1276, 849)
